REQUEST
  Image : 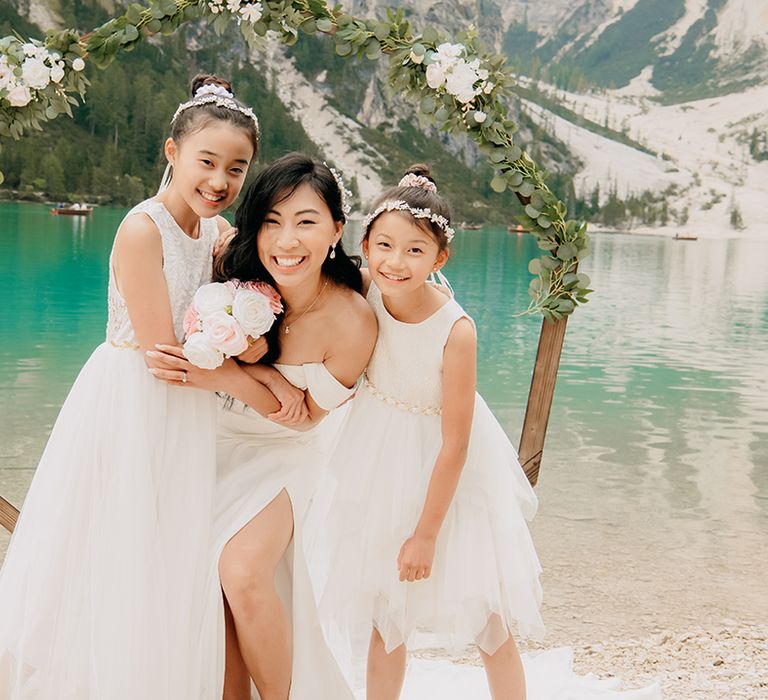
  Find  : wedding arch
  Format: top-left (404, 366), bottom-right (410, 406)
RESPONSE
top-left (0, 0), bottom-right (593, 532)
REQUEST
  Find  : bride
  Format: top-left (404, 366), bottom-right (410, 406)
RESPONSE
top-left (151, 152), bottom-right (377, 699)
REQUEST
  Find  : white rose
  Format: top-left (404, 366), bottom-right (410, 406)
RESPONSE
top-left (183, 332), bottom-right (224, 369)
top-left (239, 2), bottom-right (262, 21)
top-left (49, 62), bottom-right (65, 84)
top-left (473, 110), bottom-right (488, 124)
top-left (436, 42), bottom-right (463, 59)
top-left (21, 56), bottom-right (50, 90)
top-left (231, 289), bottom-right (275, 337)
top-left (7, 84), bottom-right (31, 107)
top-left (445, 62), bottom-right (479, 103)
top-left (72, 57), bottom-right (85, 72)
top-left (21, 43), bottom-right (37, 57)
top-left (202, 310), bottom-right (248, 356)
top-left (426, 63), bottom-right (446, 90)
top-left (193, 282), bottom-right (235, 317)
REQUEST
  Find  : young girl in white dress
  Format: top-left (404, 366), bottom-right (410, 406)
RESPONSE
top-left (308, 166), bottom-right (544, 700)
top-left (0, 74), bottom-right (277, 699)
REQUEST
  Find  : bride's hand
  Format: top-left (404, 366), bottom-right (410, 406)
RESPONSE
top-left (237, 335), bottom-right (269, 364)
top-left (146, 344), bottom-right (237, 391)
top-left (266, 375), bottom-right (310, 426)
top-left (213, 226), bottom-right (237, 258)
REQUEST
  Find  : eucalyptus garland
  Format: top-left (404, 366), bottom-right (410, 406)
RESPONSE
top-left (0, 0), bottom-right (592, 319)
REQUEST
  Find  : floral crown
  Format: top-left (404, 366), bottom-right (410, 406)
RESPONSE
top-left (363, 200), bottom-right (455, 242)
top-left (398, 173), bottom-right (437, 193)
top-left (324, 162), bottom-right (352, 217)
top-left (171, 84), bottom-right (260, 134)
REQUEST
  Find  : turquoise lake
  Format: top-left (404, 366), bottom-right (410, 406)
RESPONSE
top-left (1, 201), bottom-right (766, 642)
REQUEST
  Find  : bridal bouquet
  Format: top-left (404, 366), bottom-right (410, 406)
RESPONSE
top-left (182, 280), bottom-right (283, 369)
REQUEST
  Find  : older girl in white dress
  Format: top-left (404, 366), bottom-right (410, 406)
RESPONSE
top-left (0, 75), bottom-right (274, 699)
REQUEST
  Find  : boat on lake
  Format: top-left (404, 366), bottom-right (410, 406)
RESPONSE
top-left (508, 224), bottom-right (530, 234)
top-left (673, 233), bottom-right (698, 240)
top-left (50, 203), bottom-right (94, 216)
top-left (458, 222), bottom-right (483, 230)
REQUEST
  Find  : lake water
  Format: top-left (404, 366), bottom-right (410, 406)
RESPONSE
top-left (1, 201), bottom-right (766, 643)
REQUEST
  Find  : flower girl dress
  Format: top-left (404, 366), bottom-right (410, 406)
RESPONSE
top-left (308, 282), bottom-right (544, 671)
top-left (0, 200), bottom-right (223, 699)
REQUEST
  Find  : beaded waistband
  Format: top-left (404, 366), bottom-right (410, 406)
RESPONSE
top-left (363, 372), bottom-right (441, 416)
top-left (109, 340), bottom-right (140, 350)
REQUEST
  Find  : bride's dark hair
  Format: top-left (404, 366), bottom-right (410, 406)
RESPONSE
top-left (214, 152), bottom-right (362, 364)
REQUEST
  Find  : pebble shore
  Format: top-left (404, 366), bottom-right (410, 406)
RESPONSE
top-left (413, 622), bottom-right (768, 699)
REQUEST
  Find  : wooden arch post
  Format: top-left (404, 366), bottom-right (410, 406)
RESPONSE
top-left (518, 316), bottom-right (569, 486)
top-left (1, 495), bottom-right (18, 534)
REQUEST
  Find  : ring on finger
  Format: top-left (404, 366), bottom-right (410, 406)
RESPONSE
top-left (182, 371), bottom-right (188, 383)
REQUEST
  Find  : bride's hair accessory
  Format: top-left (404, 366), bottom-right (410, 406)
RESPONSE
top-left (324, 162), bottom-right (352, 217)
top-left (363, 200), bottom-right (455, 242)
top-left (398, 173), bottom-right (437, 193)
top-left (171, 84), bottom-right (260, 133)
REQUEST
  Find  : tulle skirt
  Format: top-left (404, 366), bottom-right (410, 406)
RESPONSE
top-left (307, 386), bottom-right (545, 669)
top-left (0, 343), bottom-right (221, 700)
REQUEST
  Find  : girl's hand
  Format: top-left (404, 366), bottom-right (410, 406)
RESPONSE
top-left (213, 226), bottom-right (237, 258)
top-left (266, 374), bottom-right (310, 426)
top-left (397, 535), bottom-right (436, 582)
top-left (146, 344), bottom-right (237, 392)
top-left (237, 335), bottom-right (268, 364)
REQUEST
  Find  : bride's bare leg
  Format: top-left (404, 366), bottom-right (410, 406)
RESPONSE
top-left (219, 490), bottom-right (294, 700)
top-left (222, 596), bottom-right (250, 700)
top-left (366, 627), bottom-right (407, 700)
top-left (480, 631), bottom-right (526, 700)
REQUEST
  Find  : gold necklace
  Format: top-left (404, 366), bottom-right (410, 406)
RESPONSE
top-left (283, 280), bottom-right (329, 334)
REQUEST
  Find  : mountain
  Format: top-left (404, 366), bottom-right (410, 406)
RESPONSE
top-left (5, 0), bottom-right (768, 234)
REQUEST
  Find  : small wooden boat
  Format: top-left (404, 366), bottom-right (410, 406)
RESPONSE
top-left (508, 224), bottom-right (530, 234)
top-left (51, 204), bottom-right (94, 216)
top-left (458, 222), bottom-right (483, 230)
top-left (673, 233), bottom-right (697, 240)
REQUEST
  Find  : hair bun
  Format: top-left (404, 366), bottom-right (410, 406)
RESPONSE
top-left (190, 74), bottom-right (234, 98)
top-left (404, 163), bottom-right (436, 186)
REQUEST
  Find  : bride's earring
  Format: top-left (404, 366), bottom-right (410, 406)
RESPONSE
top-left (329, 243), bottom-right (337, 260)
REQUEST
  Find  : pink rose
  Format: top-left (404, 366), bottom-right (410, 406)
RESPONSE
top-left (183, 305), bottom-right (201, 338)
top-left (238, 280), bottom-right (283, 314)
top-left (201, 310), bottom-right (248, 356)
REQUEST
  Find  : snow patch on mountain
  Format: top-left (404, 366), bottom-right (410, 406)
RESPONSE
top-left (537, 81), bottom-right (768, 236)
top-left (713, 0), bottom-right (768, 59)
top-left (655, 0), bottom-right (708, 56)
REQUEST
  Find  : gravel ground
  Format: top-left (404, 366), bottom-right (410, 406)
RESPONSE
top-left (411, 622), bottom-right (768, 699)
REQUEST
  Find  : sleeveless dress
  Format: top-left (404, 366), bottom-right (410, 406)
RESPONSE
top-left (306, 282), bottom-right (545, 669)
top-left (212, 362), bottom-right (358, 700)
top-left (0, 200), bottom-right (223, 699)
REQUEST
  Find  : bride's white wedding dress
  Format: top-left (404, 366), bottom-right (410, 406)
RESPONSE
top-left (212, 362), bottom-right (358, 699)
top-left (0, 200), bottom-right (223, 699)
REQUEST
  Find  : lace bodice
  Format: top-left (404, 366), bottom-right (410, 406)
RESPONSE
top-left (106, 199), bottom-right (219, 347)
top-left (364, 283), bottom-right (471, 414)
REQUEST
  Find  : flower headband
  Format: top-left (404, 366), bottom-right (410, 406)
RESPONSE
top-left (398, 173), bottom-right (437, 193)
top-left (363, 200), bottom-right (455, 242)
top-left (324, 162), bottom-right (352, 217)
top-left (171, 84), bottom-right (260, 134)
